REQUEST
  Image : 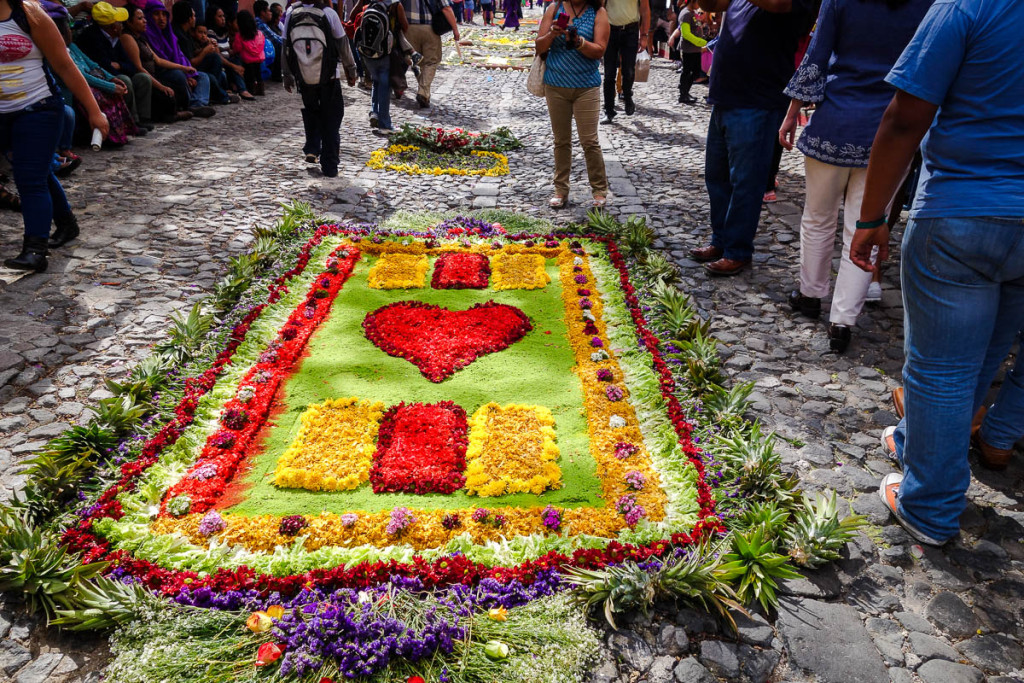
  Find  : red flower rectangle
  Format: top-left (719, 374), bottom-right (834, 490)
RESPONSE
top-left (431, 253), bottom-right (490, 289)
top-left (369, 401), bottom-right (468, 494)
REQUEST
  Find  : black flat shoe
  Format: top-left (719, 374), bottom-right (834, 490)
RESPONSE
top-left (788, 290), bottom-right (821, 319)
top-left (828, 323), bottom-right (851, 353)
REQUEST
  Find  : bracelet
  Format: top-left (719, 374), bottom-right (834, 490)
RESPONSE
top-left (855, 217), bottom-right (887, 230)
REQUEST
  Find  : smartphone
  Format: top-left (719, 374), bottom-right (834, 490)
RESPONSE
top-left (555, 12), bottom-right (570, 28)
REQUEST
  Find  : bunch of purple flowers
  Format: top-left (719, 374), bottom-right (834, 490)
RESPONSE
top-left (387, 507), bottom-right (416, 536)
top-left (541, 505), bottom-right (562, 531)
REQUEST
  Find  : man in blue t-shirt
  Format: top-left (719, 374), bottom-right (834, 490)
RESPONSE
top-left (689, 0), bottom-right (812, 276)
top-left (852, 0), bottom-right (1024, 547)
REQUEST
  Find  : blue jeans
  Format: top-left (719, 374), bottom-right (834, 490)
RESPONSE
top-left (156, 68), bottom-right (211, 108)
top-left (364, 55), bottom-right (391, 130)
top-left (892, 216), bottom-right (1024, 541)
top-left (0, 96), bottom-right (72, 240)
top-left (705, 106), bottom-right (785, 261)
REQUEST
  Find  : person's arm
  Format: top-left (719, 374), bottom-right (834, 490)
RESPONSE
top-left (442, 5), bottom-right (460, 41)
top-left (339, 35), bottom-right (357, 84)
top-left (778, 0), bottom-right (832, 148)
top-left (535, 3), bottom-right (561, 55)
top-left (778, 97), bottom-right (802, 150)
top-left (638, 0), bottom-right (650, 52)
top-left (26, 2), bottom-right (108, 136)
top-left (574, 6), bottom-right (608, 59)
top-left (395, 2), bottom-right (409, 33)
top-left (679, 16), bottom-right (705, 47)
top-left (849, 91), bottom-right (936, 271)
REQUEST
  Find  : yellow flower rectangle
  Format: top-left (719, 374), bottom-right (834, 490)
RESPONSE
top-left (464, 403), bottom-right (561, 496)
top-left (367, 253), bottom-right (429, 289)
top-left (491, 253), bottom-right (550, 290)
top-left (274, 398), bottom-right (384, 491)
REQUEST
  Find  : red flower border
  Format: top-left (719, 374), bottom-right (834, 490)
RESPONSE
top-left (431, 252), bottom-right (490, 290)
top-left (60, 226), bottom-right (722, 598)
top-left (369, 401), bottom-right (468, 495)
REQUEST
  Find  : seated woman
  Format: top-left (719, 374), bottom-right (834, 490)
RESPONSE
top-left (59, 19), bottom-right (139, 145)
top-left (142, 0), bottom-right (216, 117)
top-left (206, 7), bottom-right (253, 99)
top-left (170, 0), bottom-right (236, 103)
top-left (120, 7), bottom-right (190, 122)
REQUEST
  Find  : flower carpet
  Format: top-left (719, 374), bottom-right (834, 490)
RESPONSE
top-left (445, 28), bottom-right (537, 70)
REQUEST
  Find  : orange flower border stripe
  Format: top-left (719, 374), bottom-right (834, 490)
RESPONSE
top-left (273, 398), bottom-right (384, 492)
top-left (463, 403), bottom-right (561, 497)
top-left (367, 252), bottom-right (429, 289)
top-left (491, 252), bottom-right (550, 290)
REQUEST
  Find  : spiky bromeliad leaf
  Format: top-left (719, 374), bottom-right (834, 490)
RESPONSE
top-left (92, 394), bottom-right (152, 435)
top-left (154, 302), bottom-right (214, 365)
top-left (40, 423), bottom-right (117, 462)
top-left (733, 501), bottom-right (791, 538)
top-left (0, 507), bottom-right (108, 622)
top-left (655, 542), bottom-right (745, 631)
top-left (585, 208), bottom-right (621, 236)
top-left (641, 252), bottom-right (679, 283)
top-left (784, 492), bottom-right (867, 568)
top-left (702, 381), bottom-right (755, 421)
top-left (718, 526), bottom-right (802, 613)
top-left (52, 575), bottom-right (158, 631)
top-left (713, 423), bottom-right (797, 506)
top-left (621, 215), bottom-right (655, 258)
top-left (563, 564), bottom-right (656, 630)
top-left (669, 330), bottom-right (723, 393)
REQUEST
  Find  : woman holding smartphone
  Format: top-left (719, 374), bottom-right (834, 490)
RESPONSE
top-left (535, 0), bottom-right (609, 209)
top-left (0, 0), bottom-right (108, 272)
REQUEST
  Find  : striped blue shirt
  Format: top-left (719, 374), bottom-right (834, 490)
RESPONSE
top-left (544, 5), bottom-right (600, 89)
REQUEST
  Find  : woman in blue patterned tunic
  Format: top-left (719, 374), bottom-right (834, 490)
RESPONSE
top-left (535, 0), bottom-right (609, 209)
top-left (778, 0), bottom-right (933, 352)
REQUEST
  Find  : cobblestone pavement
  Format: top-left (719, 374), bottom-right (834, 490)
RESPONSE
top-left (0, 20), bottom-right (1021, 682)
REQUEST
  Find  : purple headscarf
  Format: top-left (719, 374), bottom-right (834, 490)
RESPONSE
top-left (142, 0), bottom-right (190, 67)
top-left (40, 0), bottom-right (70, 20)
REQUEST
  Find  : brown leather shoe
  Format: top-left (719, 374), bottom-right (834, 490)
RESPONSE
top-left (969, 406), bottom-right (1012, 469)
top-left (688, 245), bottom-right (723, 263)
top-left (703, 257), bottom-right (751, 276)
top-left (892, 387), bottom-right (904, 419)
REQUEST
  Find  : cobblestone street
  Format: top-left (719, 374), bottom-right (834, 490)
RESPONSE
top-left (0, 28), bottom-right (1021, 682)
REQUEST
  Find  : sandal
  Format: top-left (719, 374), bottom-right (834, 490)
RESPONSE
top-left (549, 195), bottom-right (568, 209)
top-left (0, 185), bottom-right (20, 212)
top-left (592, 195), bottom-right (607, 208)
top-left (240, 91), bottom-right (256, 101)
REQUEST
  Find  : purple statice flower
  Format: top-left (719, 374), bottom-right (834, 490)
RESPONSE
top-left (189, 463), bottom-right (218, 481)
top-left (624, 470), bottom-right (646, 491)
top-left (371, 235), bottom-right (384, 244)
top-left (279, 515), bottom-right (308, 536)
top-left (441, 513), bottom-right (462, 530)
top-left (303, 305), bottom-right (316, 319)
top-left (590, 337), bottom-right (604, 348)
top-left (253, 369), bottom-right (273, 384)
top-left (574, 274), bottom-right (587, 284)
top-left (577, 288), bottom-right (591, 296)
top-left (605, 385), bottom-right (624, 401)
top-left (209, 431), bottom-right (235, 450)
top-left (340, 513), bottom-right (358, 528)
top-left (491, 240), bottom-right (503, 249)
top-left (258, 349), bottom-right (279, 364)
top-left (492, 514), bottom-right (507, 528)
top-left (579, 298), bottom-right (592, 310)
top-left (572, 265), bottom-right (583, 272)
top-left (614, 442), bottom-right (639, 460)
top-left (596, 368), bottom-right (613, 382)
top-left (471, 508), bottom-right (490, 523)
top-left (541, 505), bottom-right (562, 532)
top-left (198, 510), bottom-right (226, 536)
top-left (616, 494), bottom-right (646, 527)
top-left (319, 276), bottom-right (331, 288)
top-left (545, 239), bottom-right (559, 248)
top-left (386, 507), bottom-right (416, 536)
top-left (237, 386), bottom-right (256, 403)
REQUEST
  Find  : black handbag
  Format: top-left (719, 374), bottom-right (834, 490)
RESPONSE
top-left (430, 0), bottom-right (453, 35)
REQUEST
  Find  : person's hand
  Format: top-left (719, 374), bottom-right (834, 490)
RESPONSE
top-left (701, 45), bottom-right (709, 52)
top-left (113, 80), bottom-right (128, 96)
top-left (284, 74), bottom-right (295, 92)
top-left (111, 61), bottom-right (121, 71)
top-left (778, 112), bottom-right (798, 151)
top-left (850, 224), bottom-right (889, 273)
top-left (347, 76), bottom-right (357, 87)
top-left (549, 22), bottom-right (565, 38)
top-left (187, 77), bottom-right (197, 88)
top-left (89, 110), bottom-right (110, 138)
top-left (453, 28), bottom-right (461, 41)
top-left (160, 84), bottom-right (176, 97)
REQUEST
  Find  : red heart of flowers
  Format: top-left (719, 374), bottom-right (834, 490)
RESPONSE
top-left (363, 301), bottom-right (532, 382)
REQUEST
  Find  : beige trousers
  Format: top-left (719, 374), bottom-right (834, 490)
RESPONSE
top-left (544, 85), bottom-right (608, 197)
top-left (405, 23), bottom-right (442, 101)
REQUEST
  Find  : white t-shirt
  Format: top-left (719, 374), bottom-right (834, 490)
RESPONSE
top-left (0, 16), bottom-right (54, 113)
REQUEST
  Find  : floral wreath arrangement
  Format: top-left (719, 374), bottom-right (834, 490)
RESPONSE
top-left (367, 127), bottom-right (520, 177)
top-left (0, 205), bottom-right (865, 683)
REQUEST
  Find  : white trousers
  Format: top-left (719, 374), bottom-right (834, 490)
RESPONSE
top-left (798, 157), bottom-right (875, 326)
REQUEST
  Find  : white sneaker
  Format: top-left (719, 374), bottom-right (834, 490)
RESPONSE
top-left (866, 281), bottom-right (882, 302)
top-left (878, 473), bottom-right (948, 547)
top-left (369, 112), bottom-right (379, 129)
top-left (880, 426), bottom-right (898, 460)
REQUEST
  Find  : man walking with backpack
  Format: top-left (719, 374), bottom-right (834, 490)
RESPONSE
top-left (402, 0), bottom-right (459, 108)
top-left (283, 0), bottom-right (357, 178)
top-left (354, 0), bottom-right (408, 131)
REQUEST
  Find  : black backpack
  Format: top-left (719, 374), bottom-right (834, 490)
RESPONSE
top-left (285, 5), bottom-right (339, 86)
top-left (356, 1), bottom-right (393, 60)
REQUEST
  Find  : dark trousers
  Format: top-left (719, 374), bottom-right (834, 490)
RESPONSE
top-left (0, 97), bottom-right (72, 240)
top-left (243, 62), bottom-right (263, 95)
top-left (196, 51), bottom-right (229, 104)
top-left (705, 105), bottom-right (786, 261)
top-left (300, 80), bottom-right (345, 177)
top-left (603, 22), bottom-right (638, 113)
top-left (679, 51), bottom-right (701, 97)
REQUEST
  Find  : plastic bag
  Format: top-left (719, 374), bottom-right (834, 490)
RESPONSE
top-left (634, 49), bottom-right (650, 83)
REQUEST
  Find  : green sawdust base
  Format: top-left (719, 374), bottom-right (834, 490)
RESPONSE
top-left (228, 255), bottom-right (604, 516)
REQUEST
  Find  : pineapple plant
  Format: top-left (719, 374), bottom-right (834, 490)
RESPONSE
top-left (564, 563), bottom-right (657, 629)
top-left (585, 208), bottom-right (621, 235)
top-left (784, 492), bottom-right (866, 567)
top-left (718, 525), bottom-right (802, 613)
